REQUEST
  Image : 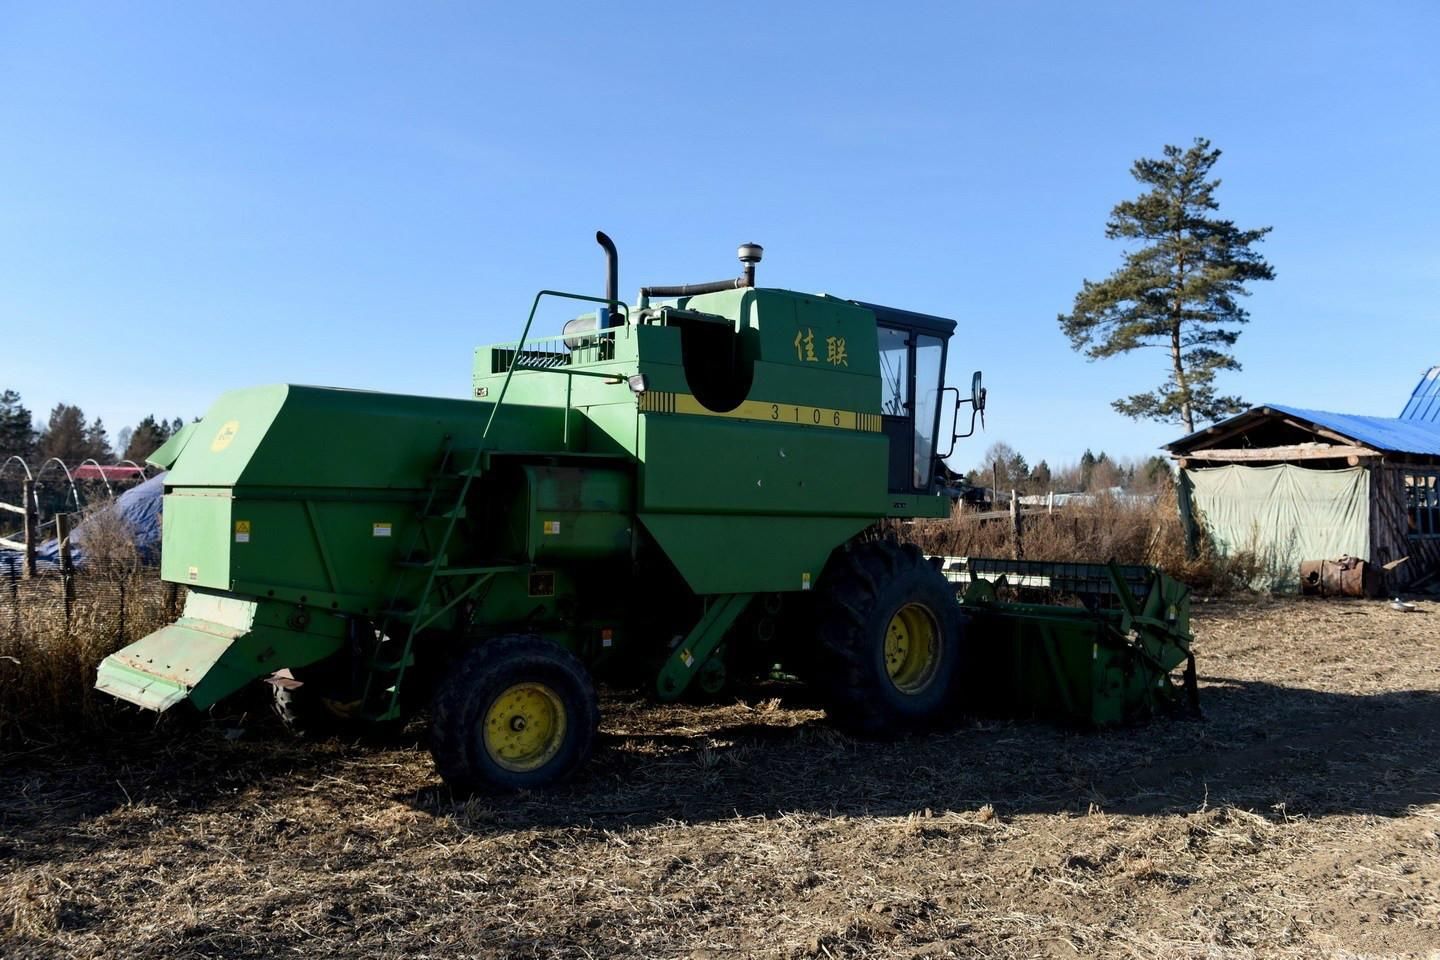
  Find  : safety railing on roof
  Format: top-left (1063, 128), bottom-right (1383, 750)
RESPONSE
top-left (482, 290), bottom-right (634, 443)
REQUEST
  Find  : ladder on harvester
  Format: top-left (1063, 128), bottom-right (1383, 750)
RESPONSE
top-left (360, 438), bottom-right (520, 723)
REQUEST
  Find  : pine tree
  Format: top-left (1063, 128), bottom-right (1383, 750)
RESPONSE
top-left (38, 404), bottom-right (90, 463)
top-left (84, 417), bottom-right (113, 461)
top-left (1030, 460), bottom-right (1052, 492)
top-left (124, 415), bottom-right (174, 462)
top-left (1079, 449), bottom-right (1097, 490)
top-left (0, 389), bottom-right (37, 461)
top-left (1059, 138), bottom-right (1275, 433)
top-left (1139, 455), bottom-right (1173, 490)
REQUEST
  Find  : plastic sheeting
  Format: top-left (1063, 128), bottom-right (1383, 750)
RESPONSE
top-left (1183, 464), bottom-right (1370, 580)
top-left (0, 472), bottom-right (165, 574)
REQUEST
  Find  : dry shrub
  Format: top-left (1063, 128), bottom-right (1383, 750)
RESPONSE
top-left (0, 500), bottom-right (178, 744)
top-left (898, 492), bottom-right (1285, 596)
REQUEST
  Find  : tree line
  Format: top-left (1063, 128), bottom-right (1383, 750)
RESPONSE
top-left (0, 389), bottom-right (186, 467)
top-left (964, 441), bottom-right (1172, 496)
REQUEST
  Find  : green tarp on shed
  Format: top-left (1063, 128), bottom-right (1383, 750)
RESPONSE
top-left (1182, 464), bottom-right (1369, 582)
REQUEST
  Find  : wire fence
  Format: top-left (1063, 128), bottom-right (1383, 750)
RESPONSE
top-left (1, 562), bottom-right (179, 643)
top-left (1, 561), bottom-right (182, 740)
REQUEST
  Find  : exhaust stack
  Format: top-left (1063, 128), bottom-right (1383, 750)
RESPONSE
top-left (595, 230), bottom-right (619, 328)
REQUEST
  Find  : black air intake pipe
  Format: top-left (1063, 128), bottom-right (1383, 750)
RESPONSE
top-left (639, 242), bottom-right (764, 308)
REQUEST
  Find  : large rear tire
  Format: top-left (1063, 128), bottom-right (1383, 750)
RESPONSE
top-left (429, 635), bottom-right (600, 793)
top-left (812, 539), bottom-right (965, 735)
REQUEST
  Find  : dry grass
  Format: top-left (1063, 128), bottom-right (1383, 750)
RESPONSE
top-left (0, 503), bottom-right (178, 743)
top-left (3, 596), bottom-right (1439, 958)
top-left (901, 493), bottom-right (1292, 596)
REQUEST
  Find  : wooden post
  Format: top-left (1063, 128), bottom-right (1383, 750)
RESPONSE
top-left (117, 580), bottom-right (127, 642)
top-left (56, 512), bottom-right (76, 626)
top-left (7, 572), bottom-right (18, 634)
top-left (21, 479), bottom-right (36, 579)
top-left (1010, 488), bottom-right (1022, 560)
top-left (1047, 490), bottom-right (1055, 515)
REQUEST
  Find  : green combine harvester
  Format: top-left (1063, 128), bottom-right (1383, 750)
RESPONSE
top-left (96, 235), bottom-right (1195, 792)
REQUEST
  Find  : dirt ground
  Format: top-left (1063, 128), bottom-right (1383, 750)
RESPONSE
top-left (3, 596), bottom-right (1439, 959)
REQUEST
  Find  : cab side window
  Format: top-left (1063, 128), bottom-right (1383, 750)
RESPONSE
top-left (878, 327), bottom-right (910, 416)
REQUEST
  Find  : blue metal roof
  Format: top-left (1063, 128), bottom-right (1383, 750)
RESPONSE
top-left (1260, 404), bottom-right (1440, 456)
top-left (1401, 366), bottom-right (1440, 423)
top-left (1168, 366), bottom-right (1440, 457)
top-left (1170, 403), bottom-right (1440, 456)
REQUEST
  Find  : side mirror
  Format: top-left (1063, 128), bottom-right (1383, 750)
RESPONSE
top-left (937, 386), bottom-right (961, 459)
top-left (935, 370), bottom-right (988, 459)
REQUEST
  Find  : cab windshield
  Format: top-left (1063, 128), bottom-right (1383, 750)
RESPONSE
top-left (912, 335), bottom-right (944, 488)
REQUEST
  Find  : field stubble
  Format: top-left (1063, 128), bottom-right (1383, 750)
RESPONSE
top-left (2, 595), bottom-right (1438, 958)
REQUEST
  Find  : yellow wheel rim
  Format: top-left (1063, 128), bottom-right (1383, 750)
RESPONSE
top-left (883, 602), bottom-right (941, 694)
top-left (320, 697), bottom-right (362, 720)
top-left (482, 682), bottom-right (567, 773)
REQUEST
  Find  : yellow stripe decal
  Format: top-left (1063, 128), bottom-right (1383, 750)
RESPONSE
top-left (640, 391), bottom-right (881, 432)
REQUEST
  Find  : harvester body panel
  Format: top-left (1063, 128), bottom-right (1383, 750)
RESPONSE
top-left (96, 588), bottom-right (346, 711)
top-left (101, 284), bottom-right (964, 715)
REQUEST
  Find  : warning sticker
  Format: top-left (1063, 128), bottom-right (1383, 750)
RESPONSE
top-left (187, 565), bottom-right (198, 583)
top-left (543, 520), bottom-right (561, 535)
top-left (234, 520), bottom-right (251, 544)
top-left (680, 649), bottom-right (695, 668)
top-left (373, 522), bottom-right (392, 538)
top-left (802, 572), bottom-right (812, 591)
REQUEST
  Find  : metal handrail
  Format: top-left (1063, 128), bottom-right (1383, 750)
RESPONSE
top-left (482, 290), bottom-right (630, 440)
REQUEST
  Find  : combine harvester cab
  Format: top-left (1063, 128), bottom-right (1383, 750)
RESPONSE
top-left (97, 233), bottom-right (1196, 793)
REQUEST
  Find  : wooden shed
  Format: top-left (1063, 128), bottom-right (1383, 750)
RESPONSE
top-left (1166, 366), bottom-right (1440, 591)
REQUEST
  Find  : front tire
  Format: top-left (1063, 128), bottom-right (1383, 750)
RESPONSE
top-left (429, 635), bottom-right (599, 793)
top-left (812, 539), bottom-right (965, 735)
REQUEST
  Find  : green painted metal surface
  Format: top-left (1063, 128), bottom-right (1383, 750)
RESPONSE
top-left (655, 593), bottom-right (754, 700)
top-left (96, 589), bottom-right (344, 711)
top-left (146, 420), bottom-right (199, 470)
top-left (955, 560), bottom-right (1196, 726)
top-left (640, 514), bottom-right (869, 595)
top-left (487, 464), bottom-right (633, 562)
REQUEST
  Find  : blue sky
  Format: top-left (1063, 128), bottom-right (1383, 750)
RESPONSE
top-left (1, 1), bottom-right (1436, 472)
